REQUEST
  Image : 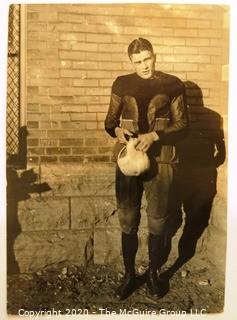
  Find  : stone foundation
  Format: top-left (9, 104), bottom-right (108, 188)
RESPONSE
top-left (10, 163), bottom-right (227, 273)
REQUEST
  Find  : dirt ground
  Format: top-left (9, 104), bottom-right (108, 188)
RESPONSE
top-left (7, 258), bottom-right (225, 317)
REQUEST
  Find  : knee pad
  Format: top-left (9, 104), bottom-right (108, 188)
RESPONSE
top-left (148, 216), bottom-right (167, 235)
top-left (118, 208), bottom-right (140, 234)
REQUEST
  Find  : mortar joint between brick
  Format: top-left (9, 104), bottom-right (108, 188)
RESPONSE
top-left (69, 196), bottom-right (72, 230)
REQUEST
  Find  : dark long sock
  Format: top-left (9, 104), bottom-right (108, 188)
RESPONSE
top-left (148, 233), bottom-right (165, 272)
top-left (122, 232), bottom-right (138, 275)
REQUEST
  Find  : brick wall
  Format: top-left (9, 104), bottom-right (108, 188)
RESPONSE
top-left (26, 3), bottom-right (229, 164)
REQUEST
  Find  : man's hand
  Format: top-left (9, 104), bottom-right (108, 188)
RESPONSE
top-left (135, 132), bottom-right (159, 152)
top-left (115, 127), bottom-right (133, 144)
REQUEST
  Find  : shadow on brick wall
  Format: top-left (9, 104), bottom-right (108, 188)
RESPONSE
top-left (7, 126), bottom-right (28, 169)
top-left (161, 81), bottom-right (226, 279)
top-left (7, 167), bottom-right (51, 275)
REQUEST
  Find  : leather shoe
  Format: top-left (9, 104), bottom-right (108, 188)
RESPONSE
top-left (115, 272), bottom-right (136, 300)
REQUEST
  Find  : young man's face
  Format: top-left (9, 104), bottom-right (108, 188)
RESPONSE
top-left (130, 50), bottom-right (156, 79)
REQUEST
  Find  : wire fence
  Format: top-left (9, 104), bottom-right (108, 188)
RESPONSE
top-left (6, 4), bottom-right (21, 157)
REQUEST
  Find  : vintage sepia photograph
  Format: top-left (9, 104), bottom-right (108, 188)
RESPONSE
top-left (3, 1), bottom-right (232, 317)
